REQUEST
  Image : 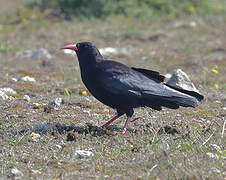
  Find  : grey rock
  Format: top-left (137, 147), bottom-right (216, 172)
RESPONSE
top-left (166, 69), bottom-right (200, 93)
top-left (18, 48), bottom-right (52, 60)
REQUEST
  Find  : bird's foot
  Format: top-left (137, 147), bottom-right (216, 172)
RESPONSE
top-left (121, 128), bottom-right (127, 134)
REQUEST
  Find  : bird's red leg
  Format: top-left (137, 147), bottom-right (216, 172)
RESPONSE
top-left (101, 115), bottom-right (121, 128)
top-left (121, 116), bottom-right (131, 134)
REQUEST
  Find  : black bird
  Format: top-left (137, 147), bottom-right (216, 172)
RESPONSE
top-left (61, 42), bottom-right (204, 134)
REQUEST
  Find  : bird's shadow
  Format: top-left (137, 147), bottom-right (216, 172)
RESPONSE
top-left (20, 122), bottom-right (125, 137)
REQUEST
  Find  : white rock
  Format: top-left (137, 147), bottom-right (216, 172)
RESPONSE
top-left (18, 48), bottom-right (52, 60)
top-left (11, 78), bottom-right (18, 82)
top-left (73, 150), bottom-right (93, 159)
top-left (205, 152), bottom-right (217, 159)
top-left (209, 144), bottom-right (221, 152)
top-left (62, 49), bottom-right (76, 55)
top-left (23, 95), bottom-right (31, 102)
top-left (99, 47), bottom-right (129, 56)
top-left (50, 97), bottom-right (63, 107)
top-left (31, 170), bottom-right (41, 174)
top-left (189, 21), bottom-right (197, 28)
top-left (172, 21), bottom-right (197, 29)
top-left (0, 87), bottom-right (17, 94)
top-left (0, 91), bottom-right (9, 100)
top-left (31, 133), bottom-right (41, 142)
top-left (55, 144), bottom-right (62, 150)
top-left (164, 73), bottom-right (172, 79)
top-left (166, 69), bottom-right (200, 93)
top-left (20, 76), bottom-right (36, 82)
top-left (222, 107), bottom-right (226, 110)
top-left (210, 168), bottom-right (221, 174)
top-left (11, 168), bottom-right (23, 177)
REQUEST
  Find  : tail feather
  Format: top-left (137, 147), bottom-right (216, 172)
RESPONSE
top-left (165, 84), bottom-right (204, 102)
top-left (142, 86), bottom-right (204, 110)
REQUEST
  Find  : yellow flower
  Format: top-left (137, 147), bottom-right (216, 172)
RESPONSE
top-left (34, 103), bottom-right (42, 109)
top-left (31, 132), bottom-right (37, 137)
top-left (22, 17), bottom-right (27, 23)
top-left (211, 68), bottom-right (219, 74)
top-left (17, 51), bottom-right (23, 56)
top-left (104, 108), bottom-right (109, 113)
top-left (82, 90), bottom-right (87, 95)
top-left (9, 96), bottom-right (15, 100)
top-left (130, 144), bottom-right (134, 148)
top-left (189, 6), bottom-right (195, 13)
top-left (215, 84), bottom-right (219, 89)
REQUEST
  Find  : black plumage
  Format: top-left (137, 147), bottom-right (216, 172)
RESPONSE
top-left (61, 42), bottom-right (204, 134)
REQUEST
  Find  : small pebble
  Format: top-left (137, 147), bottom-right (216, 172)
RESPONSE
top-left (23, 95), bottom-right (31, 102)
top-left (205, 152), bottom-right (217, 159)
top-left (20, 76), bottom-right (36, 82)
top-left (73, 150), bottom-right (93, 159)
top-left (11, 168), bottom-right (23, 177)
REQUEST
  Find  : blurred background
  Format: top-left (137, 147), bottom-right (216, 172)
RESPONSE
top-left (0, 0), bottom-right (225, 88)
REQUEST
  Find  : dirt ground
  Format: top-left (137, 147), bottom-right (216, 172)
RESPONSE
top-left (0, 1), bottom-right (225, 179)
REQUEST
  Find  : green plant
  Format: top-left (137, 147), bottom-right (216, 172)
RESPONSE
top-left (28, 0), bottom-right (216, 20)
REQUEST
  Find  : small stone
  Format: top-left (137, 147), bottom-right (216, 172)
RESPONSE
top-left (164, 73), bottom-right (172, 79)
top-left (11, 78), bottom-right (18, 82)
top-left (31, 133), bottom-right (41, 142)
top-left (189, 21), bottom-right (197, 28)
top-left (11, 168), bottom-right (23, 177)
top-left (20, 76), bottom-right (36, 82)
top-left (55, 144), bottom-right (62, 150)
top-left (73, 150), bottom-right (93, 159)
top-left (50, 97), bottom-right (63, 107)
top-left (0, 87), bottom-right (17, 94)
top-left (209, 144), bottom-right (221, 152)
top-left (205, 152), bottom-right (217, 159)
top-left (62, 49), bottom-right (76, 56)
top-left (23, 95), bottom-right (31, 102)
top-left (31, 170), bottom-right (41, 174)
top-left (0, 91), bottom-right (9, 100)
top-left (18, 48), bottom-right (52, 60)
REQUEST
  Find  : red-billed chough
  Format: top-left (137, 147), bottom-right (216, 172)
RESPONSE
top-left (61, 42), bottom-right (204, 134)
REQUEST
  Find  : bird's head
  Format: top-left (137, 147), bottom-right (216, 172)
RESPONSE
top-left (61, 42), bottom-right (103, 63)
